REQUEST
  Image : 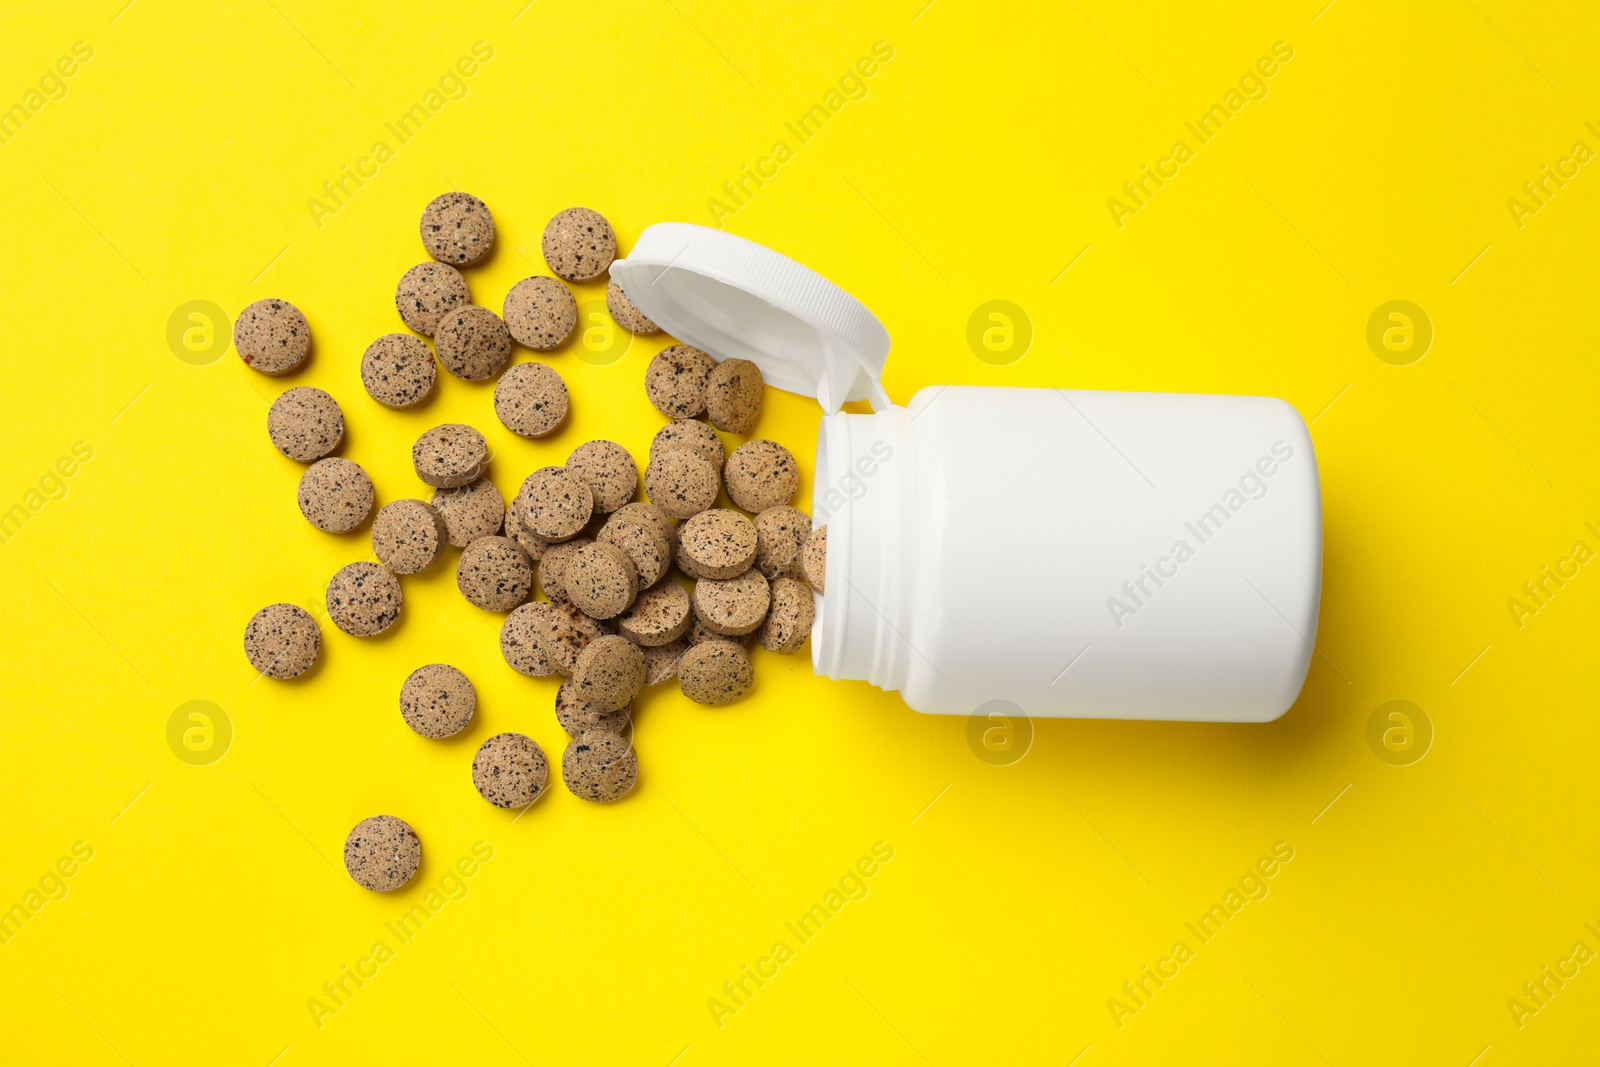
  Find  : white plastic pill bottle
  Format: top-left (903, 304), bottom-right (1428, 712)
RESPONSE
top-left (611, 225), bottom-right (1322, 723)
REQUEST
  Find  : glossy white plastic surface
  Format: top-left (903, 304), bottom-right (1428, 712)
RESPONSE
top-left (812, 385), bottom-right (1322, 721)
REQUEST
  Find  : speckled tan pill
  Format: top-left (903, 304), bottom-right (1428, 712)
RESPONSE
top-left (516, 466), bottom-right (594, 541)
top-left (421, 191), bottom-right (494, 266)
top-left (758, 578), bottom-right (815, 655)
top-left (537, 537), bottom-right (590, 603)
top-left (677, 641), bottom-right (754, 705)
top-left (500, 603), bottom-right (557, 678)
top-left (565, 542), bottom-right (639, 620)
top-left (235, 298), bottom-right (309, 375)
top-left (607, 282), bottom-right (660, 335)
top-left (613, 502), bottom-right (678, 552)
top-left (413, 424), bottom-right (488, 488)
top-left (327, 561), bottom-right (403, 636)
top-left (641, 637), bottom-right (688, 686)
top-left (431, 478), bottom-right (504, 548)
top-left (503, 276), bottom-right (577, 350)
top-left (361, 333), bottom-right (437, 409)
top-left (802, 525), bottom-right (827, 593)
top-left (566, 440), bottom-right (637, 514)
top-left (457, 535), bottom-right (533, 611)
top-left (344, 815), bottom-right (421, 892)
top-left (298, 457), bottom-right (374, 533)
top-left (371, 499), bottom-right (448, 575)
top-left (562, 729), bottom-right (637, 802)
top-left (693, 571), bottom-right (770, 636)
top-left (267, 386), bottom-right (343, 462)
top-left (571, 635), bottom-right (645, 712)
top-left (494, 360), bottom-right (569, 438)
top-left (725, 440), bottom-right (799, 513)
top-left (399, 663), bottom-right (475, 739)
top-left (650, 419), bottom-right (725, 471)
top-left (677, 509), bottom-right (757, 580)
top-left (555, 678), bottom-right (632, 737)
top-left (644, 345), bottom-right (716, 419)
top-left (502, 505), bottom-right (550, 561)
top-left (542, 207), bottom-right (616, 282)
top-left (616, 580), bottom-right (692, 646)
top-left (526, 599), bottom-right (609, 674)
top-left (705, 358), bottom-right (763, 434)
top-left (472, 732), bottom-right (549, 808)
top-left (435, 305), bottom-right (512, 381)
top-left (243, 603), bottom-right (321, 679)
top-left (644, 448), bottom-right (719, 520)
top-left (753, 506), bottom-right (810, 580)
top-left (597, 511), bottom-right (671, 588)
top-left (395, 261), bottom-right (471, 336)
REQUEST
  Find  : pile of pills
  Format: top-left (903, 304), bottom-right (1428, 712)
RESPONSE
top-left (239, 195), bottom-right (829, 892)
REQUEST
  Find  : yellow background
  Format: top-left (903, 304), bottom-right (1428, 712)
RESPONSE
top-left (2, 0), bottom-right (1597, 1063)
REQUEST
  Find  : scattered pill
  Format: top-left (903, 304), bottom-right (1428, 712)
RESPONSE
top-left (542, 207), bottom-right (616, 282)
top-left (501, 603), bottom-right (558, 678)
top-left (565, 541), bottom-right (639, 620)
top-left (571, 634), bottom-right (645, 712)
top-left (298, 457), bottom-right (374, 534)
top-left (400, 663), bottom-right (475, 739)
top-left (515, 466), bottom-right (594, 541)
top-left (704, 357), bottom-right (762, 434)
top-left (692, 571), bottom-right (771, 636)
top-left (503, 276), bottom-right (578, 350)
top-left (327, 561), bottom-right (403, 636)
top-left (538, 536), bottom-right (591, 603)
top-left (395, 261), bottom-right (471, 336)
top-left (235, 298), bottom-right (310, 375)
top-left (597, 510), bottom-right (672, 588)
top-left (431, 477), bottom-right (505, 547)
top-left (555, 678), bottom-right (632, 737)
top-left (725, 440), bottom-right (799, 513)
top-left (243, 603), bottom-right (321, 680)
top-left (371, 499), bottom-right (448, 574)
top-left (644, 447), bottom-right (719, 519)
top-left (413, 424), bottom-right (488, 488)
top-left (753, 506), bottom-right (810, 580)
top-left (343, 815), bottom-right (421, 891)
top-left (561, 729), bottom-right (637, 802)
top-left (267, 386), bottom-right (343, 462)
top-left (457, 535), bottom-right (533, 611)
top-left (421, 192), bottom-right (494, 266)
top-left (472, 732), bottom-right (549, 808)
top-left (758, 578), bottom-right (815, 655)
top-left (645, 344), bottom-right (716, 419)
top-left (677, 641), bottom-right (754, 705)
top-left (650, 419), bottom-right (725, 471)
top-left (607, 282), bottom-right (660, 334)
top-left (616, 580), bottom-right (692, 646)
top-left (435, 305), bottom-right (512, 381)
top-left (677, 509), bottom-right (757, 580)
top-left (566, 439), bottom-right (638, 514)
top-left (494, 360), bottom-right (569, 438)
top-left (361, 333), bottom-right (437, 408)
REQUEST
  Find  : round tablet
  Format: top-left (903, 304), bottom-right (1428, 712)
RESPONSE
top-left (758, 578), bottom-right (815, 655)
top-left (565, 542), bottom-right (639, 620)
top-left (607, 282), bottom-right (660, 334)
top-left (542, 207), bottom-right (616, 282)
top-left (693, 571), bottom-right (771, 636)
top-left (297, 457), bottom-right (374, 533)
top-left (678, 641), bottom-right (755, 705)
top-left (360, 333), bottom-right (436, 408)
top-left (613, 502), bottom-right (678, 552)
top-left (243, 602), bottom-right (321, 679)
top-left (493, 360), bottom-right (569, 438)
top-left (555, 678), bottom-right (632, 737)
top-left (651, 419), bottom-right (725, 471)
top-left (705, 358), bottom-right (763, 434)
top-left (566, 440), bottom-right (638, 514)
top-left (434, 305), bottom-right (512, 381)
top-left (515, 466), bottom-right (594, 541)
top-left (413, 424), bottom-right (488, 488)
top-left (524, 599), bottom-right (609, 675)
top-left (472, 732), bottom-right (549, 808)
top-left (617, 580), bottom-right (692, 646)
top-left (431, 478), bottom-right (504, 547)
top-left (641, 638), bottom-right (688, 686)
top-left (399, 663), bottom-right (475, 739)
top-left (678, 509), bottom-right (757, 580)
top-left (234, 298), bottom-right (309, 375)
top-left (725, 440), bottom-right (799, 513)
top-left (343, 815), bottom-right (421, 892)
top-left (503, 276), bottom-right (577, 350)
top-left (267, 386), bottom-right (343, 462)
top-left (371, 499), bottom-right (448, 574)
top-left (561, 730), bottom-right (637, 802)
top-left (537, 537), bottom-right (591, 603)
top-left (327, 561), bottom-right (402, 636)
top-left (753, 506), bottom-right (810, 580)
top-left (500, 603), bottom-right (557, 677)
top-left (395, 261), bottom-right (471, 336)
top-left (802, 525), bottom-right (827, 593)
top-left (456, 536), bottom-right (533, 611)
top-left (420, 191), bottom-right (494, 266)
top-left (644, 344), bottom-right (716, 419)
top-left (597, 511), bottom-right (671, 588)
top-left (644, 448), bottom-right (719, 520)
top-left (571, 635), bottom-right (645, 712)
top-left (502, 505), bottom-right (550, 560)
